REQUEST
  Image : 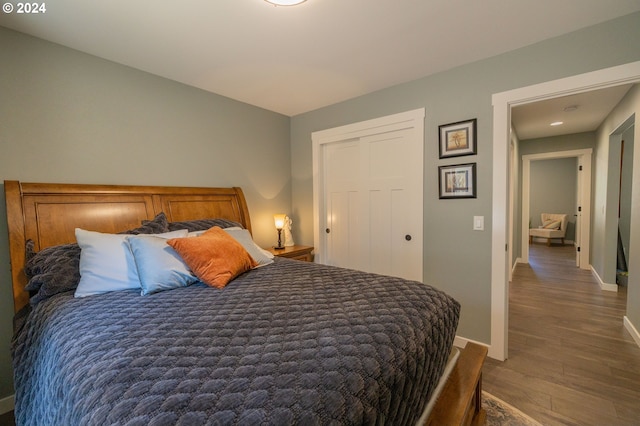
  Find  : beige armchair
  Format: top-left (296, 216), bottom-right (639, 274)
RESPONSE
top-left (529, 213), bottom-right (568, 246)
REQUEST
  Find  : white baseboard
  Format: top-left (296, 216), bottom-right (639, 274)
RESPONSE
top-left (590, 266), bottom-right (618, 292)
top-left (512, 259), bottom-right (521, 275)
top-left (0, 394), bottom-right (14, 415)
top-left (453, 335), bottom-right (468, 348)
top-left (624, 316), bottom-right (640, 348)
top-left (453, 335), bottom-right (495, 357)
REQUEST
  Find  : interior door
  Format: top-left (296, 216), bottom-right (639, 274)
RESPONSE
top-left (363, 130), bottom-right (422, 280)
top-left (324, 140), bottom-right (362, 270)
top-left (322, 128), bottom-right (422, 281)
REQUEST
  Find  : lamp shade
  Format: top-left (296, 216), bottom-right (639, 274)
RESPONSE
top-left (274, 214), bottom-right (286, 230)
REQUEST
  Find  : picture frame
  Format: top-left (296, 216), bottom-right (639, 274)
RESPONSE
top-left (438, 118), bottom-right (477, 158)
top-left (438, 163), bottom-right (477, 199)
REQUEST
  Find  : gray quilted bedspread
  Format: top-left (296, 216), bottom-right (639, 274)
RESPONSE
top-left (12, 259), bottom-right (460, 426)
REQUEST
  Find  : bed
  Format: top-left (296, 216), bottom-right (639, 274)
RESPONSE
top-left (5, 180), bottom-right (486, 425)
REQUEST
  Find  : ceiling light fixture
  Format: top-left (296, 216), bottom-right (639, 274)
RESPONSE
top-left (264, 0), bottom-right (307, 6)
top-left (550, 121), bottom-right (564, 126)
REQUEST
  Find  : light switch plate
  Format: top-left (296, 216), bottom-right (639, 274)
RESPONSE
top-left (473, 216), bottom-right (484, 231)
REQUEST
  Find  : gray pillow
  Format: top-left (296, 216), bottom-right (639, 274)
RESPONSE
top-left (168, 218), bottom-right (243, 232)
top-left (121, 212), bottom-right (169, 235)
top-left (25, 241), bottom-right (81, 305)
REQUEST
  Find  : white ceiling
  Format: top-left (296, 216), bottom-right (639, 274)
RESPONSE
top-left (511, 84), bottom-right (635, 140)
top-left (2, 1), bottom-right (640, 116)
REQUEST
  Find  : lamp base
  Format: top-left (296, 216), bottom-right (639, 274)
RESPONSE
top-left (275, 228), bottom-right (284, 250)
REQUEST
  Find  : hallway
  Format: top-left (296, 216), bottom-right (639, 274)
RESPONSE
top-left (482, 243), bottom-right (640, 425)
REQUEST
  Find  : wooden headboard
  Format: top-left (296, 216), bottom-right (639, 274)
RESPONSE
top-left (4, 180), bottom-right (252, 313)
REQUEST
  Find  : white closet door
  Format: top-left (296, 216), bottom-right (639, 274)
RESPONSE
top-left (324, 140), bottom-right (362, 270)
top-left (362, 129), bottom-right (422, 280)
top-left (321, 128), bottom-right (422, 281)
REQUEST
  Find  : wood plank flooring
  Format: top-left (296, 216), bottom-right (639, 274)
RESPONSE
top-left (482, 243), bottom-right (640, 425)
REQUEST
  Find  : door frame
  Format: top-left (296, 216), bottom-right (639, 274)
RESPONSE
top-left (521, 149), bottom-right (592, 269)
top-left (603, 115), bottom-right (635, 290)
top-left (311, 108), bottom-right (425, 265)
top-left (491, 61), bottom-right (640, 361)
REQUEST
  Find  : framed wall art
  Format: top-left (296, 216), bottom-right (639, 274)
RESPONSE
top-left (438, 163), bottom-right (477, 199)
top-left (438, 118), bottom-right (477, 158)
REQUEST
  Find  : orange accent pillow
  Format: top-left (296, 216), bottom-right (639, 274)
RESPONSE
top-left (167, 226), bottom-right (257, 289)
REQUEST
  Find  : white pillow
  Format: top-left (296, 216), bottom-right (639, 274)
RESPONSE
top-left (127, 234), bottom-right (198, 296)
top-left (74, 229), bottom-right (187, 298)
top-left (188, 227), bottom-right (274, 266)
top-left (223, 227), bottom-right (274, 267)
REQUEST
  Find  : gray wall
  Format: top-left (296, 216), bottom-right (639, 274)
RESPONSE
top-left (519, 132), bottom-right (597, 157)
top-left (0, 27), bottom-right (291, 399)
top-left (529, 158), bottom-right (578, 241)
top-left (290, 13), bottom-right (640, 345)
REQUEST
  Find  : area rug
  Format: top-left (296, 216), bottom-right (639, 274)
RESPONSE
top-left (483, 391), bottom-right (543, 426)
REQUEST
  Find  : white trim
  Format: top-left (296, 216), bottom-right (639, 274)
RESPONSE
top-left (0, 394), bottom-right (14, 415)
top-left (590, 265), bottom-right (619, 292)
top-left (491, 92), bottom-right (510, 361)
top-left (491, 61), bottom-right (640, 360)
top-left (453, 335), bottom-right (489, 350)
top-left (311, 109), bottom-right (424, 142)
top-left (624, 316), bottom-right (640, 348)
top-left (508, 138), bottom-right (516, 282)
top-left (311, 108), bottom-right (425, 266)
top-left (512, 258), bottom-right (519, 276)
top-left (521, 149), bottom-right (592, 270)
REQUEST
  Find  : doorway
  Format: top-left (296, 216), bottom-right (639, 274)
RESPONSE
top-left (608, 117), bottom-right (635, 291)
top-left (491, 61), bottom-right (640, 360)
top-left (521, 149), bottom-right (592, 270)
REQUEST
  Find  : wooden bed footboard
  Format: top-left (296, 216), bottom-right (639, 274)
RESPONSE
top-left (427, 342), bottom-right (488, 425)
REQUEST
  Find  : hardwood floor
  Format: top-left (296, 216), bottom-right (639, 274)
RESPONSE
top-left (482, 243), bottom-right (640, 425)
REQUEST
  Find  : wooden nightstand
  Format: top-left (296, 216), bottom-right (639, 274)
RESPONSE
top-left (266, 245), bottom-right (314, 262)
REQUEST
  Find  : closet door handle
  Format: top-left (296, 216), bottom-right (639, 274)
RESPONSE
top-left (405, 234), bottom-right (412, 241)
top-left (326, 228), bottom-right (331, 234)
